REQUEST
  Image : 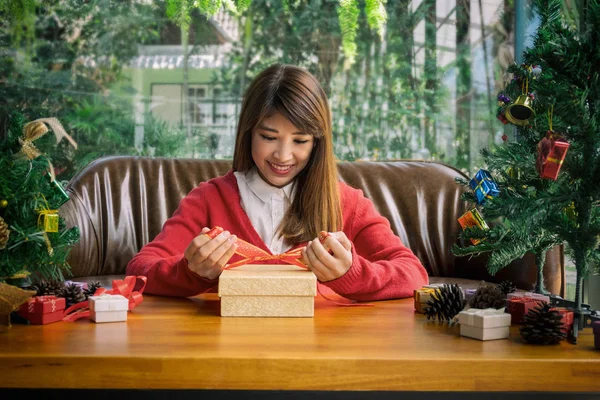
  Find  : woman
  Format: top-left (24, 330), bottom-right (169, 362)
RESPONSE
top-left (126, 64), bottom-right (428, 300)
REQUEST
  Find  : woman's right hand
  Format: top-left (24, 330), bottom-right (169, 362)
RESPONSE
top-left (184, 227), bottom-right (237, 280)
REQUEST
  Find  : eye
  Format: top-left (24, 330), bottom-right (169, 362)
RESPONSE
top-left (294, 139), bottom-right (310, 144)
top-left (260, 134), bottom-right (275, 141)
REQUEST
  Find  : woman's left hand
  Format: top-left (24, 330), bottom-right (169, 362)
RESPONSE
top-left (302, 231), bottom-right (353, 282)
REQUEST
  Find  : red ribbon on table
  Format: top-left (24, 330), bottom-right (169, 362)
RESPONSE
top-left (62, 276), bottom-right (147, 322)
top-left (206, 226), bottom-right (372, 307)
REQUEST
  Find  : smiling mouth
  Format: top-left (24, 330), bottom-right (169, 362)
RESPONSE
top-left (268, 162), bottom-right (294, 172)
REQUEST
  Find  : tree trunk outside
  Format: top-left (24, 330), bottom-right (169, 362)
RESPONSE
top-left (182, 25), bottom-right (191, 154)
top-left (571, 248), bottom-right (587, 343)
top-left (423, 0), bottom-right (437, 156)
top-left (534, 251), bottom-right (547, 294)
top-left (239, 10), bottom-right (254, 99)
top-left (456, 0), bottom-right (471, 172)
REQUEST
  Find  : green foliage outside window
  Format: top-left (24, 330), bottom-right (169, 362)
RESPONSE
top-left (0, 1), bottom-right (186, 180)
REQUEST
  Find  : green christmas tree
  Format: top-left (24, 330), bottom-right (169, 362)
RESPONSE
top-left (0, 113), bottom-right (80, 286)
top-left (453, 0), bottom-right (600, 341)
top-left (452, 155), bottom-right (562, 295)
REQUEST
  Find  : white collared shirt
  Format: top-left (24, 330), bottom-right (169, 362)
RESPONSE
top-left (233, 168), bottom-right (295, 254)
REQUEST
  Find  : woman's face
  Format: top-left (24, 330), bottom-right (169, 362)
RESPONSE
top-left (251, 112), bottom-right (314, 188)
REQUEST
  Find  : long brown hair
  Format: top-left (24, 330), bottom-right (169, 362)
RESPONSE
top-left (232, 64), bottom-right (341, 243)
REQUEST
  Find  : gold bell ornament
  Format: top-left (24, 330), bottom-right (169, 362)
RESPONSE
top-left (505, 78), bottom-right (535, 126)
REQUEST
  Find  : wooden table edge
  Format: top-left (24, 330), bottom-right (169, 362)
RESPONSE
top-left (1, 355), bottom-right (599, 391)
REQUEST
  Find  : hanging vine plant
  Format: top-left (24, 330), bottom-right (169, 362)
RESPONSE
top-left (166, 0), bottom-right (387, 69)
top-left (1, 0), bottom-right (37, 50)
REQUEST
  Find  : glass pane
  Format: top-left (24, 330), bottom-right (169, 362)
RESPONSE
top-left (1, 0), bottom-right (551, 167)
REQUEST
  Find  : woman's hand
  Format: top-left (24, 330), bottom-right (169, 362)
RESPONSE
top-left (184, 227), bottom-right (237, 280)
top-left (302, 231), bottom-right (353, 282)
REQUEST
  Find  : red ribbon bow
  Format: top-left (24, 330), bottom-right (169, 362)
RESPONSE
top-left (205, 226), bottom-right (325, 270)
top-left (62, 276), bottom-right (147, 322)
top-left (205, 226), bottom-right (372, 307)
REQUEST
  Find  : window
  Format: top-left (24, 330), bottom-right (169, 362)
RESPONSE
top-left (187, 85), bottom-right (210, 126)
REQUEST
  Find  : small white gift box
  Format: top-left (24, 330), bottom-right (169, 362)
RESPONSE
top-left (457, 308), bottom-right (511, 341)
top-left (89, 294), bottom-right (129, 323)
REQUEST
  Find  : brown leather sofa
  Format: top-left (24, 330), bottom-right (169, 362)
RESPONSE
top-left (60, 156), bottom-right (565, 296)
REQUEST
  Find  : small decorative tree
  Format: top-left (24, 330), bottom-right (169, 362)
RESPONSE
top-left (454, 0), bottom-right (600, 342)
top-left (452, 145), bottom-right (563, 295)
top-left (0, 113), bottom-right (80, 285)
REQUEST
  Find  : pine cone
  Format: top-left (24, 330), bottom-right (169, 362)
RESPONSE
top-left (59, 283), bottom-right (86, 307)
top-left (424, 283), bottom-right (465, 323)
top-left (49, 280), bottom-right (66, 295)
top-left (498, 280), bottom-right (517, 295)
top-left (0, 216), bottom-right (9, 250)
top-left (469, 284), bottom-right (506, 309)
top-left (29, 279), bottom-right (65, 296)
top-left (84, 281), bottom-right (103, 299)
top-left (519, 303), bottom-right (566, 345)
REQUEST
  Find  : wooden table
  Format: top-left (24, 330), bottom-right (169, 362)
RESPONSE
top-left (1, 293), bottom-right (598, 393)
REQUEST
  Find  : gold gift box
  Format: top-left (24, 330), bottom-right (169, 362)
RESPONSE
top-left (218, 264), bottom-right (317, 317)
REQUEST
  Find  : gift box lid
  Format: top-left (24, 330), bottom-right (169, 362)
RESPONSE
top-left (422, 283), bottom-right (444, 289)
top-left (507, 297), bottom-right (543, 307)
top-left (550, 306), bottom-right (572, 315)
top-left (507, 292), bottom-right (549, 303)
top-left (89, 294), bottom-right (129, 312)
top-left (218, 265), bottom-right (317, 297)
top-left (457, 308), bottom-right (511, 329)
top-left (19, 295), bottom-right (66, 315)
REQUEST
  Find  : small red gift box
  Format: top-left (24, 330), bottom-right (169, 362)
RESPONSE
top-left (550, 307), bottom-right (574, 334)
top-left (541, 140), bottom-right (569, 180)
top-left (506, 297), bottom-right (544, 324)
top-left (18, 295), bottom-right (66, 325)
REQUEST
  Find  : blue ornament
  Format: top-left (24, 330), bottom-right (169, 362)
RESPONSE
top-left (469, 169), bottom-right (500, 205)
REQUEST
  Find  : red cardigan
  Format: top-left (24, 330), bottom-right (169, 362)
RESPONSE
top-left (126, 170), bottom-right (428, 300)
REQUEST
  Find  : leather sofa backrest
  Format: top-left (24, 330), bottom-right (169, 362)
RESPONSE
top-left (60, 156), bottom-right (564, 294)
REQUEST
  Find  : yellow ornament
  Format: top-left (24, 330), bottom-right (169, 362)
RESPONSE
top-left (35, 194), bottom-right (59, 233)
top-left (19, 118), bottom-right (78, 182)
top-left (0, 199), bottom-right (7, 208)
top-left (42, 213), bottom-right (59, 233)
top-left (506, 167), bottom-right (521, 179)
top-left (505, 94), bottom-right (534, 125)
top-left (505, 78), bottom-right (535, 126)
top-left (0, 216), bottom-right (9, 250)
top-left (564, 202), bottom-right (578, 221)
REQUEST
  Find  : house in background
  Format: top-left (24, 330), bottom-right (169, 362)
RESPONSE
top-left (125, 9), bottom-right (241, 158)
top-left (122, 1), bottom-right (510, 163)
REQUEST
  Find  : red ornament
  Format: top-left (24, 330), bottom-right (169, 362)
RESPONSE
top-left (501, 134), bottom-right (508, 142)
top-left (536, 131), bottom-right (570, 180)
top-left (496, 111), bottom-right (509, 125)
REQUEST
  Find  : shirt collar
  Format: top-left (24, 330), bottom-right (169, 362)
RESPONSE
top-left (245, 167), bottom-right (295, 203)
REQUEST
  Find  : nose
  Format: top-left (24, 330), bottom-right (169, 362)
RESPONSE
top-left (273, 141), bottom-right (293, 163)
